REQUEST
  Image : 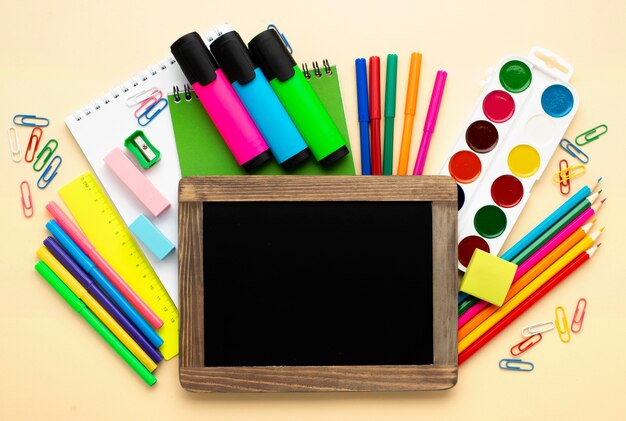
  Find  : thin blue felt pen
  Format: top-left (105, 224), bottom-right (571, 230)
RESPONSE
top-left (500, 178), bottom-right (601, 261)
top-left (46, 220), bottom-right (164, 348)
top-left (44, 236), bottom-right (163, 363)
top-left (355, 58), bottom-right (371, 175)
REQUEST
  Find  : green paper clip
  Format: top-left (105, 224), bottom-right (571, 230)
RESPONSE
top-left (124, 130), bottom-right (161, 168)
top-left (575, 124), bottom-right (607, 146)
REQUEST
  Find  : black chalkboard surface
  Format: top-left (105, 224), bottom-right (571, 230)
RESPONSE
top-left (179, 176), bottom-right (458, 392)
top-left (203, 201), bottom-right (433, 367)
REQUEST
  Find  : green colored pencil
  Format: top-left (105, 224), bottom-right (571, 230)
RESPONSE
top-left (511, 191), bottom-right (601, 265)
top-left (35, 261), bottom-right (157, 386)
top-left (459, 296), bottom-right (480, 316)
top-left (383, 54), bottom-right (398, 175)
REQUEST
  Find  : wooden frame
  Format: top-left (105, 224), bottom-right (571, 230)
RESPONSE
top-left (179, 175), bottom-right (458, 392)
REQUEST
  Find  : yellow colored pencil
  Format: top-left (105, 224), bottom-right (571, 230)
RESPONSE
top-left (37, 247), bottom-right (157, 372)
top-left (458, 228), bottom-right (603, 353)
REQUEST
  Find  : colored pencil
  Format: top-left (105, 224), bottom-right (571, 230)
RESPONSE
top-left (383, 54), bottom-right (398, 175)
top-left (459, 244), bottom-right (599, 364)
top-left (369, 56), bottom-right (382, 175)
top-left (37, 247), bottom-right (158, 372)
top-left (34, 261), bottom-right (157, 386)
top-left (458, 204), bottom-right (600, 329)
top-left (459, 296), bottom-right (479, 316)
top-left (510, 192), bottom-right (601, 265)
top-left (458, 292), bottom-right (469, 304)
top-left (459, 224), bottom-right (601, 340)
top-left (459, 229), bottom-right (603, 353)
top-left (355, 58), bottom-right (371, 175)
top-left (397, 52), bottom-right (422, 175)
top-left (46, 201), bottom-right (163, 329)
top-left (500, 178), bottom-right (601, 261)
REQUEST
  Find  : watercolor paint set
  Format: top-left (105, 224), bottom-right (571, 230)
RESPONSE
top-left (439, 47), bottom-right (579, 270)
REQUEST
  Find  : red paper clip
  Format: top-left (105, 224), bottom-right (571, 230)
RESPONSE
top-left (571, 298), bottom-right (587, 333)
top-left (20, 181), bottom-right (33, 218)
top-left (510, 333), bottom-right (542, 356)
top-left (559, 159), bottom-right (570, 195)
top-left (24, 127), bottom-right (43, 163)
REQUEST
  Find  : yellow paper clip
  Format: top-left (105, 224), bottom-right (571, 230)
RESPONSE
top-left (571, 298), bottom-right (587, 333)
top-left (555, 306), bottom-right (571, 343)
top-left (559, 159), bottom-right (570, 195)
top-left (553, 164), bottom-right (585, 184)
top-left (8, 126), bottom-right (22, 162)
top-left (37, 155), bottom-right (62, 189)
top-left (560, 138), bottom-right (589, 164)
top-left (20, 181), bottom-right (34, 218)
top-left (522, 321), bottom-right (555, 337)
top-left (575, 124), bottom-right (608, 146)
top-left (33, 139), bottom-right (59, 172)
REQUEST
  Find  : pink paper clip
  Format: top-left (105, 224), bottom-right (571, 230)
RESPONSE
top-left (20, 181), bottom-right (33, 218)
top-left (559, 159), bottom-right (570, 195)
top-left (133, 89), bottom-right (163, 118)
top-left (571, 298), bottom-right (587, 333)
top-left (510, 333), bottom-right (542, 356)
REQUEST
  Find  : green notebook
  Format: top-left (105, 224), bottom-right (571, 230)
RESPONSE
top-left (169, 64), bottom-right (355, 176)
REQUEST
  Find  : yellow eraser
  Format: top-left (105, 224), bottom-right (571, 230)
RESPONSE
top-left (460, 249), bottom-right (518, 306)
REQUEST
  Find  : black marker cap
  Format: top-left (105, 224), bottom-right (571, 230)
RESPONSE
top-left (170, 32), bottom-right (218, 87)
top-left (248, 29), bottom-right (296, 82)
top-left (210, 31), bottom-right (257, 85)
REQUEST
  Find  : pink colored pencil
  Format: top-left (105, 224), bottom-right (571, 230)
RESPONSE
top-left (46, 201), bottom-right (164, 329)
top-left (458, 203), bottom-right (600, 328)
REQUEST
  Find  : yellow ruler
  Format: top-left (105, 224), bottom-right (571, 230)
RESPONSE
top-left (59, 172), bottom-right (178, 359)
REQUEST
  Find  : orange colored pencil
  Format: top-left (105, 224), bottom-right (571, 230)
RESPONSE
top-left (458, 223), bottom-right (601, 341)
top-left (397, 52), bottom-right (422, 175)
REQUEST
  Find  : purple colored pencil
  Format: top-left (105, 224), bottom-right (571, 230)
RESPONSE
top-left (43, 237), bottom-right (163, 363)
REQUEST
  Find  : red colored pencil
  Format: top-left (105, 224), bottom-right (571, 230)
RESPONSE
top-left (458, 244), bottom-right (599, 365)
top-left (369, 56), bottom-right (382, 175)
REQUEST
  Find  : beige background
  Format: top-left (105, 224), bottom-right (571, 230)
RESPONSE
top-left (1, 0), bottom-right (625, 419)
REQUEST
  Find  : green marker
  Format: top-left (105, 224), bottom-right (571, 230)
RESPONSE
top-left (34, 261), bottom-right (157, 386)
top-left (383, 54), bottom-right (398, 175)
top-left (248, 28), bottom-right (349, 167)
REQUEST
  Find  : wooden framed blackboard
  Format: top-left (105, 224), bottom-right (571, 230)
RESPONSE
top-left (179, 176), bottom-right (458, 392)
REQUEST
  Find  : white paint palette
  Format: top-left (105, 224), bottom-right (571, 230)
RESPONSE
top-left (439, 47), bottom-right (579, 270)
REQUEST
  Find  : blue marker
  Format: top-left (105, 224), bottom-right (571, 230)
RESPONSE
top-left (207, 24), bottom-right (310, 171)
top-left (46, 220), bottom-right (164, 348)
top-left (355, 58), bottom-right (371, 175)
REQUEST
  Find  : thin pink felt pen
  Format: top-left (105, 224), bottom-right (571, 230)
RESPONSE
top-left (458, 208), bottom-right (599, 328)
top-left (413, 70), bottom-right (447, 175)
top-left (46, 201), bottom-right (164, 329)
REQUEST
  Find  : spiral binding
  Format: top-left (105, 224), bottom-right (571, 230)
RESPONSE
top-left (70, 57), bottom-right (177, 122)
top-left (172, 84), bottom-right (194, 103)
top-left (302, 59), bottom-right (333, 79)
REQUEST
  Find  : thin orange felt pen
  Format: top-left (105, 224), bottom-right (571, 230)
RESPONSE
top-left (397, 52), bottom-right (422, 175)
top-left (458, 224), bottom-right (600, 341)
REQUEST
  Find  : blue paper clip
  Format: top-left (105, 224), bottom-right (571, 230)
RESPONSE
top-left (33, 139), bottom-right (59, 171)
top-left (575, 124), bottom-right (607, 146)
top-left (559, 138), bottom-right (589, 164)
top-left (499, 358), bottom-right (534, 372)
top-left (267, 23), bottom-right (293, 54)
top-left (37, 155), bottom-right (62, 189)
top-left (13, 114), bottom-right (50, 127)
top-left (137, 98), bottom-right (168, 127)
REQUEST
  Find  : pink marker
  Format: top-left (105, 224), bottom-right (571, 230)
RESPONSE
top-left (171, 32), bottom-right (271, 171)
top-left (459, 206), bottom-right (599, 328)
top-left (46, 201), bottom-right (164, 329)
top-left (413, 70), bottom-right (447, 175)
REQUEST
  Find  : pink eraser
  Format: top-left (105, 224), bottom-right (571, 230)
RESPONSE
top-left (103, 147), bottom-right (170, 217)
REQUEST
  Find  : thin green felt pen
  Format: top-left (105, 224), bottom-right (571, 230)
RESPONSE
top-left (34, 261), bottom-right (157, 386)
top-left (383, 54), bottom-right (398, 175)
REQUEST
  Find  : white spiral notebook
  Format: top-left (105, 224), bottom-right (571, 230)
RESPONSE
top-left (64, 50), bottom-right (193, 306)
